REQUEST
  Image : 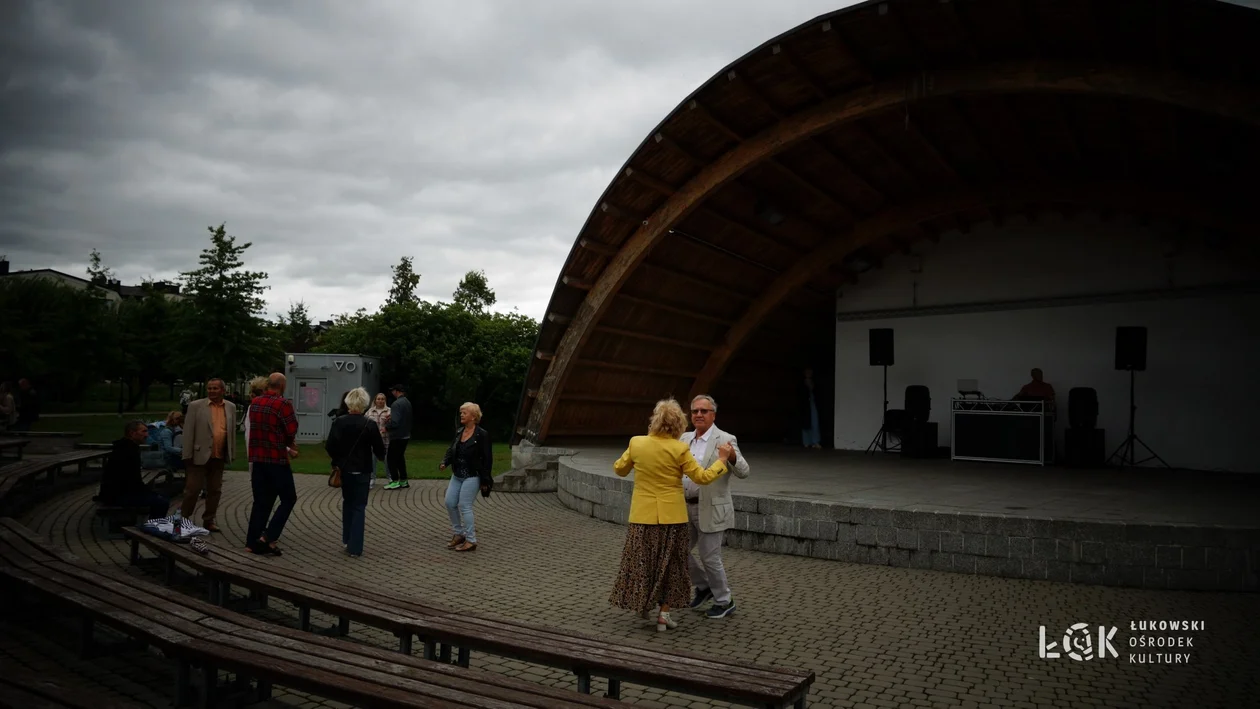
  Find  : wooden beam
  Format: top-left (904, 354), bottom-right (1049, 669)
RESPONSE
top-left (614, 292), bottom-right (735, 326)
top-left (698, 205), bottom-right (810, 253)
top-left (575, 359), bottom-right (697, 379)
top-left (599, 201), bottom-right (646, 225)
top-left (671, 228), bottom-right (781, 274)
top-left (688, 99), bottom-right (744, 143)
top-left (523, 61), bottom-right (1260, 442)
top-left (654, 131), bottom-right (706, 165)
top-left (545, 312), bottom-right (572, 325)
top-left (772, 43), bottom-right (828, 100)
top-left (852, 121), bottom-right (921, 191)
top-left (764, 157), bottom-right (859, 222)
top-left (623, 166), bottom-right (676, 196)
top-left (821, 20), bottom-right (875, 85)
top-left (593, 326), bottom-right (713, 351)
top-left (578, 238), bottom-right (617, 257)
top-left (808, 137), bottom-right (885, 207)
top-left (687, 180), bottom-right (1250, 399)
top-left (560, 276), bottom-right (593, 290)
top-left (903, 117), bottom-right (964, 185)
top-left (637, 261), bottom-right (756, 302)
top-left (535, 351), bottom-right (555, 362)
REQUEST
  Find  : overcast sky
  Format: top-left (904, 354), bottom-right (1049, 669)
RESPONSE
top-left (1, 0), bottom-right (856, 322)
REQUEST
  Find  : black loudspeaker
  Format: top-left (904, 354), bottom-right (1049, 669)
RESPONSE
top-left (870, 328), bottom-right (894, 366)
top-left (904, 385), bottom-right (931, 423)
top-left (1115, 326), bottom-right (1147, 371)
top-left (1068, 387), bottom-right (1098, 430)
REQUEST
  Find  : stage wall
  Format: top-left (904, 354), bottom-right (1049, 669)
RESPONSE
top-left (832, 216), bottom-right (1260, 473)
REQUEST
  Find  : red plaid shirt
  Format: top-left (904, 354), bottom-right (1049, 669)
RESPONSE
top-left (248, 392), bottom-right (298, 465)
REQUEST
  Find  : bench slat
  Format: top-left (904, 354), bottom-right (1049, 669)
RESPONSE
top-left (0, 665), bottom-right (143, 709)
top-left (0, 519), bottom-right (78, 562)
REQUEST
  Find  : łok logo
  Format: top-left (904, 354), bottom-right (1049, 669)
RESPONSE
top-left (1039, 623), bottom-right (1118, 661)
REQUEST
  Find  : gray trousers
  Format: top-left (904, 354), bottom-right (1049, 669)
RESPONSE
top-left (686, 502), bottom-right (731, 605)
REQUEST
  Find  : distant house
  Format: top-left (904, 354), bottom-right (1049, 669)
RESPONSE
top-left (0, 259), bottom-right (184, 305)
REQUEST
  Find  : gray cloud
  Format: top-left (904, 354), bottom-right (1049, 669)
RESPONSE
top-left (0, 0), bottom-right (852, 320)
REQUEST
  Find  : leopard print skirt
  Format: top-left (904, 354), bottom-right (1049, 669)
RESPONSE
top-left (609, 522), bottom-right (691, 612)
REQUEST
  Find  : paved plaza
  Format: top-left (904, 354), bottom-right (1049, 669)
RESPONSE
top-left (3, 471), bottom-right (1258, 708)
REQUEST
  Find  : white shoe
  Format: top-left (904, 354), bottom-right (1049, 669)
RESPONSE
top-left (656, 611), bottom-right (677, 632)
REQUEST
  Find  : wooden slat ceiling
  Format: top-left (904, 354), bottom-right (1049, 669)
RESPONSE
top-left (515, 0), bottom-right (1260, 445)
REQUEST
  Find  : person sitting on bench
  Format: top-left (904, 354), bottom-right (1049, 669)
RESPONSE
top-left (99, 419), bottom-right (171, 519)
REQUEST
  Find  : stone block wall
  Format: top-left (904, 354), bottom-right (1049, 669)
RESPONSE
top-left (556, 459), bottom-right (1259, 592)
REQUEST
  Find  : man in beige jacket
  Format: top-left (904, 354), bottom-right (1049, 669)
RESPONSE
top-left (180, 378), bottom-right (236, 531)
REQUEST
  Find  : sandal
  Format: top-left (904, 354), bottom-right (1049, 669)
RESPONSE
top-left (447, 535), bottom-right (466, 549)
top-left (454, 541), bottom-right (477, 552)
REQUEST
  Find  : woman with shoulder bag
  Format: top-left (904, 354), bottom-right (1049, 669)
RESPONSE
top-left (324, 387), bottom-right (385, 558)
top-left (439, 402), bottom-right (493, 552)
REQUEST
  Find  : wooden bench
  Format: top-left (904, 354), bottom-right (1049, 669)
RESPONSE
top-left (0, 450), bottom-right (111, 507)
top-left (0, 438), bottom-right (30, 462)
top-left (122, 527), bottom-right (815, 708)
top-left (0, 657), bottom-right (146, 708)
top-left (0, 522), bottom-right (630, 709)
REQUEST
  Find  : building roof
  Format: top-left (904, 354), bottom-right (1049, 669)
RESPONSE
top-left (515, 0), bottom-right (1260, 443)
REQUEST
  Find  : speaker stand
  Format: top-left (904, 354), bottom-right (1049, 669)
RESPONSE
top-left (865, 365), bottom-right (899, 454)
top-left (1107, 369), bottom-right (1170, 469)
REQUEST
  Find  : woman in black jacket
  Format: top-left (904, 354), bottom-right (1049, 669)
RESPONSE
top-left (325, 387), bottom-right (385, 557)
top-left (439, 402), bottom-right (493, 552)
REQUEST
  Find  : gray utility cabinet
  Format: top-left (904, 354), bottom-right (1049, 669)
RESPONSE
top-left (283, 353), bottom-right (382, 443)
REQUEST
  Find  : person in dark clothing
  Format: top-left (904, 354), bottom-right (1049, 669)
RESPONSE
top-left (798, 368), bottom-right (822, 449)
top-left (14, 378), bottom-right (39, 432)
top-left (98, 420), bottom-right (170, 519)
top-left (439, 402), bottom-right (493, 552)
top-left (325, 387), bottom-right (385, 557)
top-left (383, 384), bottom-right (413, 489)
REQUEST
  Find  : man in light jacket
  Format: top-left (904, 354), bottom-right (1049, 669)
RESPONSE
top-left (180, 378), bottom-right (236, 532)
top-left (680, 394), bottom-right (750, 619)
top-left (383, 384), bottom-right (413, 490)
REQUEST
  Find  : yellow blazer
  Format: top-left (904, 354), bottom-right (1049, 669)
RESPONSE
top-left (613, 434), bottom-right (729, 525)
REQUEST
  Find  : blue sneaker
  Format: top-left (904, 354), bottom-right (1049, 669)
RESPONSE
top-left (705, 601), bottom-right (735, 619)
top-left (689, 587), bottom-right (713, 610)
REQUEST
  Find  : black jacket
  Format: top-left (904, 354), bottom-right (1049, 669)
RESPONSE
top-left (99, 438), bottom-right (145, 502)
top-left (325, 414), bottom-right (386, 475)
top-left (442, 426), bottom-right (493, 489)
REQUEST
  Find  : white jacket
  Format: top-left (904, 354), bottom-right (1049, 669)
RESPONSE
top-left (679, 425), bottom-right (751, 533)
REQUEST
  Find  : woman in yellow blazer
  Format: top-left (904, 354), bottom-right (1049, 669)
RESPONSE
top-left (609, 398), bottom-right (734, 632)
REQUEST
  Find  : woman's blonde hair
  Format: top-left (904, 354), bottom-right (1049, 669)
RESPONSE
top-left (344, 387), bottom-right (370, 414)
top-left (164, 410), bottom-right (182, 428)
top-left (647, 398), bottom-right (687, 439)
top-left (248, 376), bottom-right (268, 397)
top-left (460, 402), bottom-right (483, 423)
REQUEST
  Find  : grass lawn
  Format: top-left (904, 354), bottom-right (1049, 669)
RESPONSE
top-left (31, 415), bottom-right (512, 479)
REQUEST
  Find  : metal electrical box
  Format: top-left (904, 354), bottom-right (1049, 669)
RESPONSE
top-left (283, 353), bottom-right (382, 443)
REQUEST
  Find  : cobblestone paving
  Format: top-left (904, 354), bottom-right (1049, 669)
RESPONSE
top-left (6, 472), bottom-right (1259, 709)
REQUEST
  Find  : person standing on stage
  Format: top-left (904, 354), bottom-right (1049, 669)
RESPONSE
top-left (680, 394), bottom-right (750, 619)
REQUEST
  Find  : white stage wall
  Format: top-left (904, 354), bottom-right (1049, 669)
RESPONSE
top-left (832, 216), bottom-right (1260, 472)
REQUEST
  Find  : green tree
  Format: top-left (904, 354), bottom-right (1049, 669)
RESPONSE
top-left (176, 223), bottom-right (280, 383)
top-left (276, 301), bottom-right (317, 353)
top-left (387, 256), bottom-right (421, 306)
top-left (0, 278), bottom-right (118, 401)
top-left (116, 283), bottom-right (179, 410)
top-left (452, 269), bottom-right (496, 313)
top-left (86, 248), bottom-right (114, 286)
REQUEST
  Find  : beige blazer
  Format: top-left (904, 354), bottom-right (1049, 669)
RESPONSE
top-left (182, 398), bottom-right (236, 466)
top-left (679, 425), bottom-right (750, 533)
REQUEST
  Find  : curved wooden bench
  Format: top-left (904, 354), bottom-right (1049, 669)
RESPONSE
top-left (121, 526), bottom-right (815, 708)
top-left (0, 522), bottom-right (629, 709)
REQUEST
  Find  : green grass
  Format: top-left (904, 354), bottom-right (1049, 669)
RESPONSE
top-left (32, 415), bottom-right (512, 479)
top-left (44, 382), bottom-right (182, 414)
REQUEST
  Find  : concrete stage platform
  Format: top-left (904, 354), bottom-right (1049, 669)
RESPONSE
top-left (549, 442), bottom-right (1260, 592)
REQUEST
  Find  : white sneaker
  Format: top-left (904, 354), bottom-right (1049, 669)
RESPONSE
top-left (656, 611), bottom-right (677, 632)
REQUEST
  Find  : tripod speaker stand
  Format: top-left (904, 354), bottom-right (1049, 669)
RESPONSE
top-left (1107, 326), bottom-right (1170, 469)
top-left (865, 364), bottom-right (900, 453)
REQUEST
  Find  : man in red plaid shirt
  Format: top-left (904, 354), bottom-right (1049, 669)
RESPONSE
top-left (246, 372), bottom-right (300, 555)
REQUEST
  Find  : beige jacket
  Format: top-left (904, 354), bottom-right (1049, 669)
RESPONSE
top-left (182, 398), bottom-right (237, 466)
top-left (680, 425), bottom-right (751, 533)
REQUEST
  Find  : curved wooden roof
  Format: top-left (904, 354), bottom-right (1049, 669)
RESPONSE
top-left (515, 0), bottom-right (1260, 444)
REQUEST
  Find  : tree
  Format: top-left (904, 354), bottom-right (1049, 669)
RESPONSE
top-left (86, 249), bottom-right (114, 286)
top-left (387, 256), bottom-right (421, 306)
top-left (116, 283), bottom-right (179, 410)
top-left (276, 301), bottom-right (317, 353)
top-left (452, 269), bottom-right (496, 314)
top-left (176, 223), bottom-right (280, 383)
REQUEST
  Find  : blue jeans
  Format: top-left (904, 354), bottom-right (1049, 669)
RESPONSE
top-left (247, 462), bottom-right (297, 545)
top-left (340, 471), bottom-right (370, 555)
top-left (445, 475), bottom-right (480, 543)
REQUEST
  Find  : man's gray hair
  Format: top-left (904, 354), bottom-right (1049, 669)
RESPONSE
top-left (124, 419), bottom-right (147, 436)
top-left (344, 387), bottom-right (370, 414)
top-left (690, 394), bottom-right (718, 411)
